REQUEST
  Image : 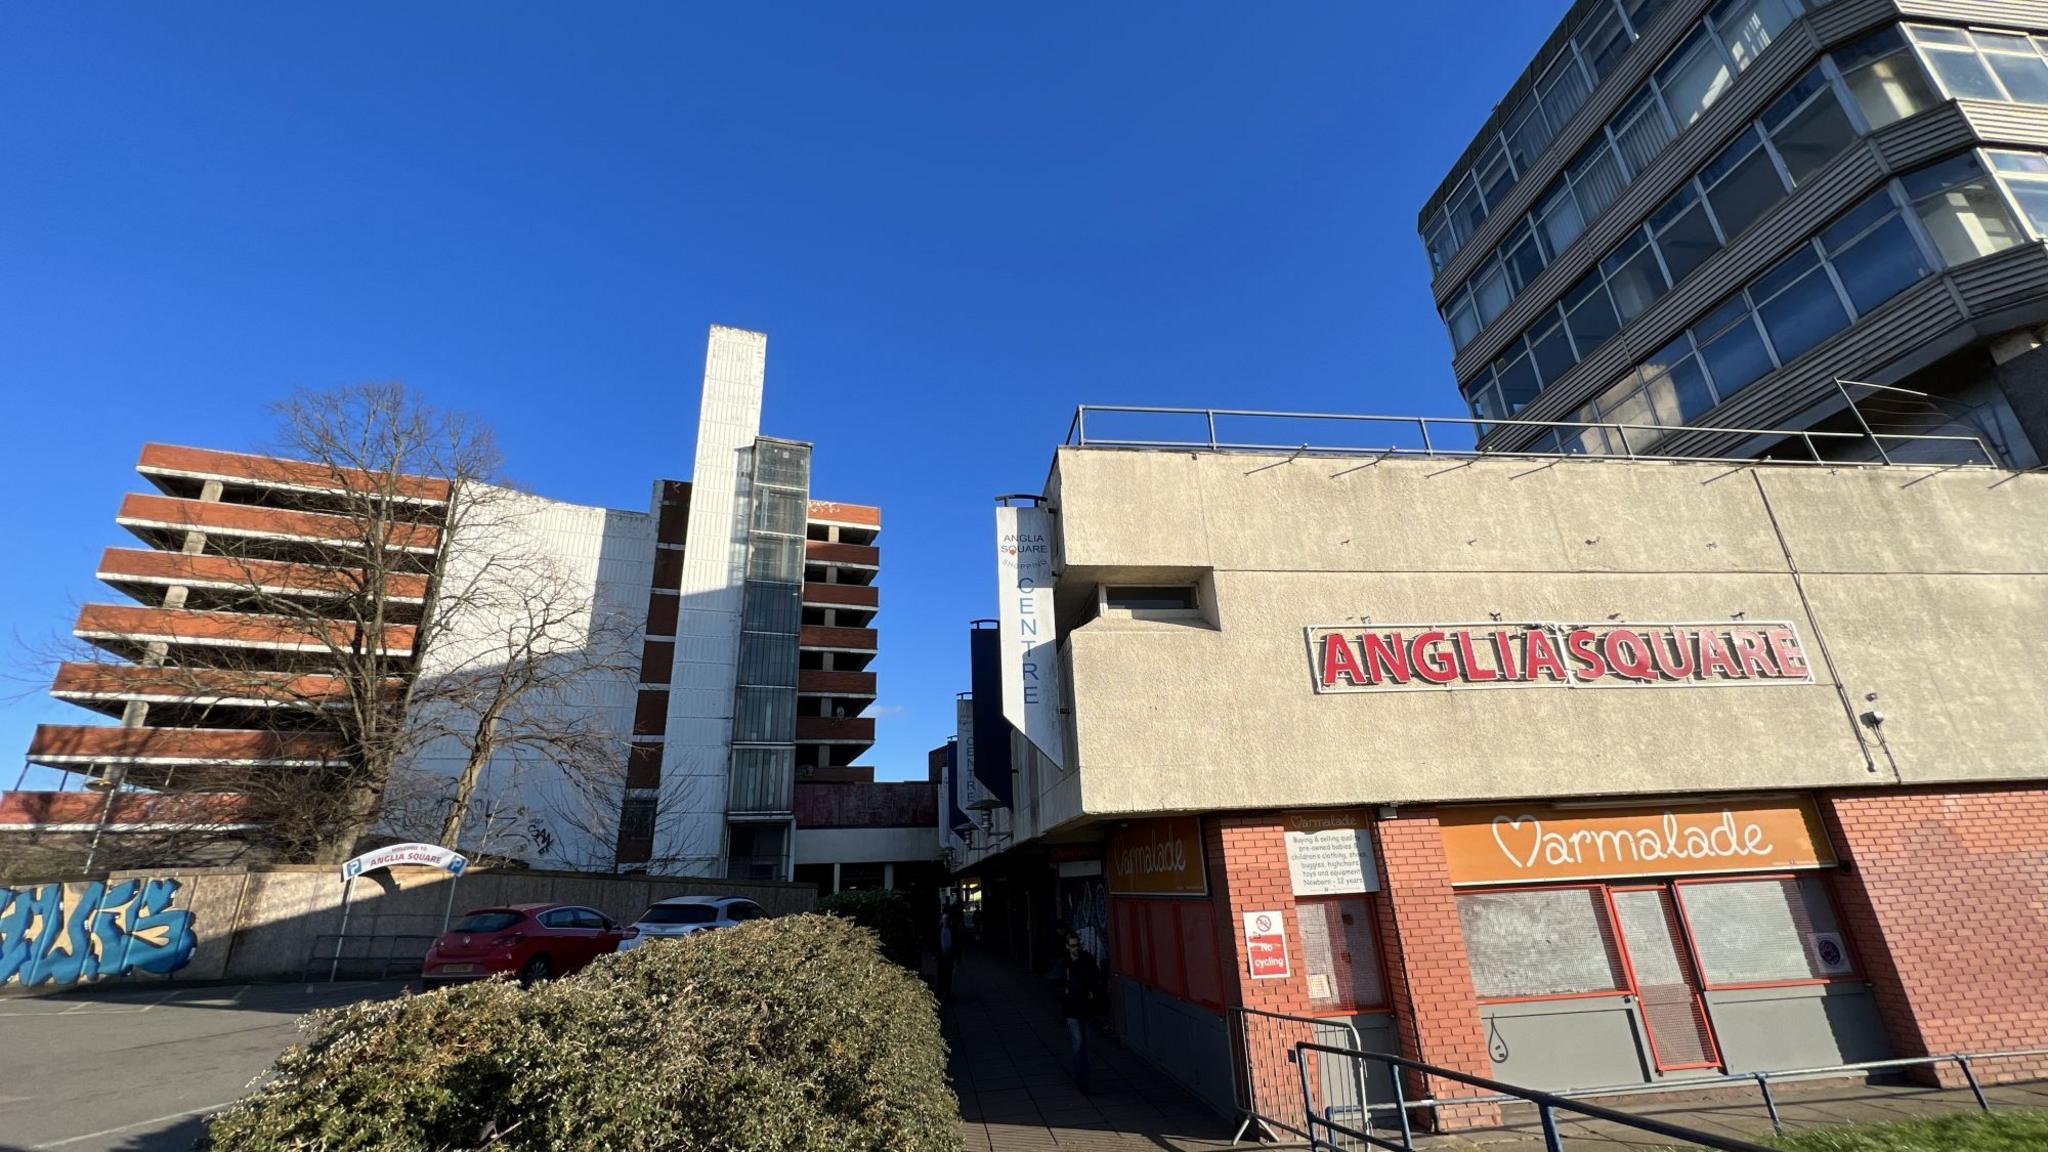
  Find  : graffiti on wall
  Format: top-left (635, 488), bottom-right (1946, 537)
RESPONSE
top-left (0, 879), bottom-right (197, 988)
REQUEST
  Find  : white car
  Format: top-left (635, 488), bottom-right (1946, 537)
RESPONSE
top-left (615, 895), bottom-right (767, 952)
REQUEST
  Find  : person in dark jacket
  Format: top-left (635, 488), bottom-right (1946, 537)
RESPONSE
top-left (1056, 931), bottom-right (1103, 1092)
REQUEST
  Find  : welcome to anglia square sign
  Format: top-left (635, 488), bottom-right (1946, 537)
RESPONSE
top-left (1305, 621), bottom-right (1814, 693)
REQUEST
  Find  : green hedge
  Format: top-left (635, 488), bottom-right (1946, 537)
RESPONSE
top-left (201, 914), bottom-right (959, 1152)
top-left (816, 887), bottom-right (920, 967)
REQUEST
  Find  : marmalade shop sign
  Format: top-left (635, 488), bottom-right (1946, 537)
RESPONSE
top-left (1305, 620), bottom-right (1813, 693)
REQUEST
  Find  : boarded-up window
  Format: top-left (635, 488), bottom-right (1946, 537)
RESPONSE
top-left (1677, 875), bottom-right (1848, 985)
top-left (1299, 897), bottom-right (1386, 1010)
top-left (1458, 887), bottom-right (1626, 999)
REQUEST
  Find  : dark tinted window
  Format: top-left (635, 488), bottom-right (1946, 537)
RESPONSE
top-left (454, 911), bottom-right (524, 933)
top-left (639, 903), bottom-right (718, 925)
top-left (1105, 586), bottom-right (1198, 611)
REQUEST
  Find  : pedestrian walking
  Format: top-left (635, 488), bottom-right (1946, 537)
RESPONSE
top-left (1056, 930), bottom-right (1103, 1092)
top-left (936, 912), bottom-right (960, 998)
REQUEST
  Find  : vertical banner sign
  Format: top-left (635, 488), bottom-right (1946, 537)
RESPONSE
top-left (996, 505), bottom-right (1066, 768)
top-left (955, 696), bottom-right (983, 813)
top-left (969, 628), bottom-right (1014, 809)
top-left (1242, 910), bottom-right (1291, 980)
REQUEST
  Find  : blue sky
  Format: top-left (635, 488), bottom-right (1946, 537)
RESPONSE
top-left (1, 2), bottom-right (1564, 784)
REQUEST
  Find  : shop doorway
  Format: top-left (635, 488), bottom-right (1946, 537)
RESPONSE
top-left (1608, 886), bottom-right (1720, 1072)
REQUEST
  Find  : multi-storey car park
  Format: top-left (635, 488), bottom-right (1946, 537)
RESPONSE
top-left (1420, 0), bottom-right (2048, 465)
top-left (3, 327), bottom-right (931, 889)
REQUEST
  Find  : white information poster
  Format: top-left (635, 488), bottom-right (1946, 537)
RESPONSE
top-left (1284, 812), bottom-right (1382, 897)
top-left (995, 503), bottom-right (1065, 768)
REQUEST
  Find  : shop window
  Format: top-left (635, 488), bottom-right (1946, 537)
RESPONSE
top-left (1677, 874), bottom-right (1853, 986)
top-left (1298, 897), bottom-right (1387, 1012)
top-left (1457, 887), bottom-right (1627, 999)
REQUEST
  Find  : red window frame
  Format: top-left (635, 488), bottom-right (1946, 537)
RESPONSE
top-left (1459, 882), bottom-right (1631, 1005)
top-left (1671, 872), bottom-right (1862, 992)
top-left (1602, 883), bottom-right (1723, 1073)
top-left (1294, 894), bottom-right (1393, 1014)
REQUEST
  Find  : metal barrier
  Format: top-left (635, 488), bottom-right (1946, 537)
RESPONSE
top-left (302, 933), bottom-right (435, 982)
top-left (1293, 1040), bottom-right (1775, 1152)
top-left (1063, 404), bottom-right (2000, 468)
top-left (1229, 1007), bottom-right (1361, 1145)
top-left (1339, 1046), bottom-right (2048, 1138)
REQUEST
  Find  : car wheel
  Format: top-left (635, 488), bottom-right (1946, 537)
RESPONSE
top-left (519, 954), bottom-right (553, 986)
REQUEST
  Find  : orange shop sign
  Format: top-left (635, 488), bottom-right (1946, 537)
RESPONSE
top-left (1106, 816), bottom-right (1207, 896)
top-left (1439, 798), bottom-right (1836, 886)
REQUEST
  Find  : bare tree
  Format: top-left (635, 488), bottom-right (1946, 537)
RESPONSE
top-left (47, 383), bottom-right (644, 869)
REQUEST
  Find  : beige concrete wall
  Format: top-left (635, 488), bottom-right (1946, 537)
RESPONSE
top-left (2, 865), bottom-right (815, 991)
top-left (1050, 448), bottom-right (2048, 820)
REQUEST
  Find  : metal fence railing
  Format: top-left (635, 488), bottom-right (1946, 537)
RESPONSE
top-left (1063, 405), bottom-right (2000, 469)
top-left (1293, 1040), bottom-right (1775, 1152)
top-left (1330, 1046), bottom-right (2048, 1140)
top-left (303, 933), bottom-right (435, 983)
top-left (1229, 1007), bottom-right (1361, 1144)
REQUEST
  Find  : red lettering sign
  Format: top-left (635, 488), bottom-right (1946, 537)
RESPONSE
top-left (1305, 622), bottom-right (1814, 694)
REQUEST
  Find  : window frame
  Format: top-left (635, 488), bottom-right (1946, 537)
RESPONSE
top-left (1905, 24), bottom-right (2048, 106)
top-left (1295, 894), bottom-right (1393, 1015)
top-left (1671, 872), bottom-right (1862, 991)
top-left (1461, 874), bottom-right (1858, 1005)
top-left (1459, 882), bottom-right (1632, 1004)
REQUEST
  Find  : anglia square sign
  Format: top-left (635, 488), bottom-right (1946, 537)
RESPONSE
top-left (1305, 621), bottom-right (1814, 693)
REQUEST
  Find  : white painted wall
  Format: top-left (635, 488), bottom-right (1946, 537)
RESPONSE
top-left (658, 325), bottom-right (767, 874)
top-left (390, 484), bottom-right (653, 870)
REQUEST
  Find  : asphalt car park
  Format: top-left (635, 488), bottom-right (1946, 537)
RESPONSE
top-left (0, 980), bottom-right (408, 1152)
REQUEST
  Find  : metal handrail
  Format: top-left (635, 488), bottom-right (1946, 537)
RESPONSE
top-left (1064, 404), bottom-right (1999, 468)
top-left (303, 933), bottom-right (435, 983)
top-left (1293, 1040), bottom-right (1775, 1152)
top-left (1343, 1045), bottom-right (2048, 1136)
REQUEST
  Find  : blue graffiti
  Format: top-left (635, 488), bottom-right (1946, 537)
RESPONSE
top-left (0, 879), bottom-right (197, 987)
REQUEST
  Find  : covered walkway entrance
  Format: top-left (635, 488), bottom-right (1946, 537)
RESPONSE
top-left (945, 947), bottom-right (1236, 1151)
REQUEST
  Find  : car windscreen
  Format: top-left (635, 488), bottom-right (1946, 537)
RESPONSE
top-left (637, 903), bottom-right (718, 925)
top-left (453, 911), bottom-right (524, 932)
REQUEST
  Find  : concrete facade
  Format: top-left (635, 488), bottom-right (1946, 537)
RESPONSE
top-left (952, 442), bottom-right (2048, 1129)
top-left (1049, 447), bottom-right (2048, 818)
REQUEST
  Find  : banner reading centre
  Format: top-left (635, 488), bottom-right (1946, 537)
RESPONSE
top-left (996, 502), bottom-right (1065, 768)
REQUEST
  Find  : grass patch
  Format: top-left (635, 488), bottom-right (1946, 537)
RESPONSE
top-left (1762, 1107), bottom-right (2048, 1151)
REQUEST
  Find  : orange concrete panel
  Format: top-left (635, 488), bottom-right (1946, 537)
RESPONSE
top-left (139, 443), bottom-right (450, 502)
top-left (118, 493), bottom-right (441, 552)
top-left (97, 547), bottom-right (428, 601)
top-left (801, 582), bottom-right (879, 608)
top-left (74, 603), bottom-right (416, 655)
top-left (795, 669), bottom-right (876, 696)
top-left (27, 724), bottom-right (344, 765)
top-left (806, 500), bottom-right (881, 528)
top-left (803, 540), bottom-right (879, 567)
top-left (797, 625), bottom-right (877, 652)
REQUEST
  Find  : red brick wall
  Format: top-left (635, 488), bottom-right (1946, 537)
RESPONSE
top-left (1824, 786), bottom-right (2048, 1084)
top-left (1206, 811), bottom-right (1499, 1131)
top-left (1375, 813), bottom-right (1500, 1128)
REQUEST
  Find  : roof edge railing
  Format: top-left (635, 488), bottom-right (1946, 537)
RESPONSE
top-left (1063, 405), bottom-right (2000, 469)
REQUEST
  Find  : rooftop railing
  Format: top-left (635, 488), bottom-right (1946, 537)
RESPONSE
top-left (1063, 405), bottom-right (2000, 469)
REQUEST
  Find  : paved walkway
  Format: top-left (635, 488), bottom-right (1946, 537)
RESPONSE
top-left (944, 950), bottom-right (1240, 1151)
top-left (942, 949), bottom-right (2048, 1150)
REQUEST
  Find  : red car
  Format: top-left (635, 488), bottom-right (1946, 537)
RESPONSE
top-left (421, 903), bottom-right (624, 988)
